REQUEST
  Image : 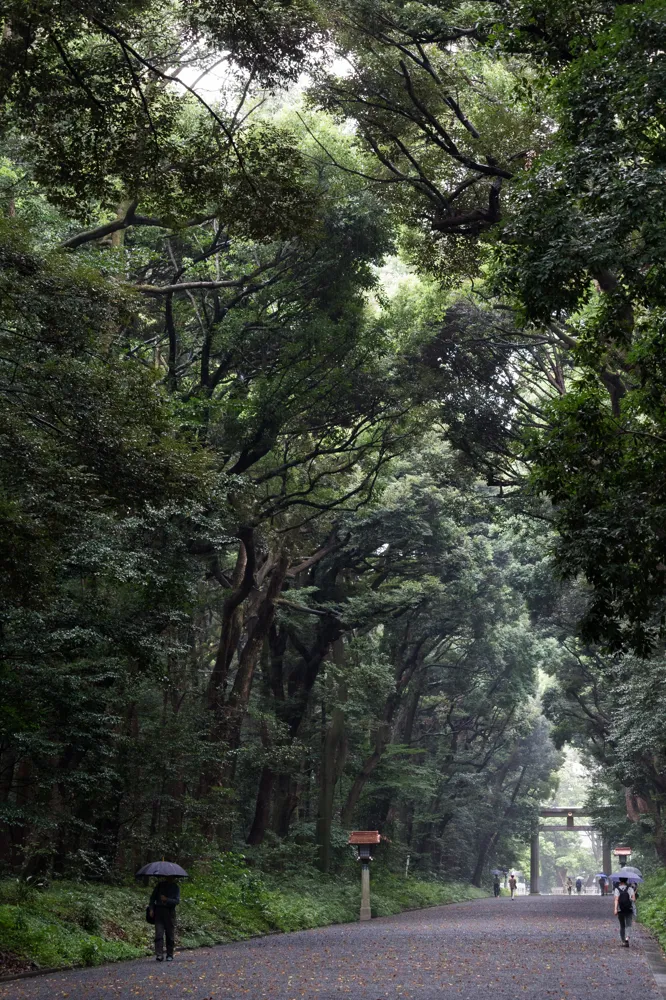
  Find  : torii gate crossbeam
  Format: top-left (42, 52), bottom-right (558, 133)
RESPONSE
top-left (530, 807), bottom-right (612, 895)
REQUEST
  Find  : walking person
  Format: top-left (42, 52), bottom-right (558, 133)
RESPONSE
top-left (575, 876), bottom-right (583, 895)
top-left (614, 876), bottom-right (635, 947)
top-left (598, 876), bottom-right (606, 895)
top-left (508, 873), bottom-right (517, 898)
top-left (566, 877), bottom-right (573, 896)
top-left (149, 874), bottom-right (181, 961)
top-left (493, 874), bottom-right (501, 897)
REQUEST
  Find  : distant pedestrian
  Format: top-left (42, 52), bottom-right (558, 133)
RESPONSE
top-left (566, 877), bottom-right (573, 895)
top-left (493, 874), bottom-right (501, 897)
top-left (149, 874), bottom-right (180, 961)
top-left (508, 874), bottom-right (517, 898)
top-left (575, 877), bottom-right (583, 895)
top-left (598, 877), bottom-right (606, 895)
top-left (614, 876), bottom-right (635, 947)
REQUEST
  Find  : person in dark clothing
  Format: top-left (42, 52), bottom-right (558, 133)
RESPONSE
top-left (493, 874), bottom-right (501, 897)
top-left (149, 875), bottom-right (180, 961)
top-left (613, 876), bottom-right (635, 947)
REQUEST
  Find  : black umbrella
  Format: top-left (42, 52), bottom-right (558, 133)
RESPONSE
top-left (135, 861), bottom-right (188, 878)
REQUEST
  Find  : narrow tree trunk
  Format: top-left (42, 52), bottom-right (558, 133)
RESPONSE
top-left (472, 831), bottom-right (496, 887)
top-left (0, 751), bottom-right (16, 865)
top-left (340, 728), bottom-right (389, 828)
top-left (340, 639), bottom-right (426, 827)
top-left (206, 528), bottom-right (255, 719)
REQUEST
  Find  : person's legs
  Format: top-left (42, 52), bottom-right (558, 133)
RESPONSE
top-left (164, 910), bottom-right (175, 959)
top-left (618, 912), bottom-right (627, 943)
top-left (154, 911), bottom-right (165, 959)
top-left (625, 913), bottom-right (633, 944)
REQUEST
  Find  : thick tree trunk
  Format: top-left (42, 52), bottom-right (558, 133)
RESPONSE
top-left (222, 552), bottom-right (289, 759)
top-left (316, 705), bottom-right (346, 872)
top-left (273, 774), bottom-right (299, 838)
top-left (250, 616), bottom-right (342, 841)
top-left (245, 627), bottom-right (288, 845)
top-left (210, 552), bottom-right (289, 848)
top-left (246, 765), bottom-right (275, 845)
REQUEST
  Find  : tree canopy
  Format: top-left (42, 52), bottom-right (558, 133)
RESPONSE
top-left (2, 0), bottom-right (666, 887)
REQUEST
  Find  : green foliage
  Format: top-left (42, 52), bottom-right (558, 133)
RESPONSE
top-left (0, 0), bottom-right (584, 936)
top-left (490, 3), bottom-right (666, 652)
top-left (638, 870), bottom-right (666, 953)
top-left (0, 864), bottom-right (485, 971)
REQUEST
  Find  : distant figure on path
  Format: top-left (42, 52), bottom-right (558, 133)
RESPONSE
top-left (493, 874), bottom-right (501, 897)
top-left (566, 877), bottom-right (573, 895)
top-left (575, 877), bottom-right (583, 895)
top-left (598, 876), bottom-right (606, 895)
top-left (149, 874), bottom-right (180, 961)
top-left (508, 874), bottom-right (517, 898)
top-left (614, 876), bottom-right (635, 947)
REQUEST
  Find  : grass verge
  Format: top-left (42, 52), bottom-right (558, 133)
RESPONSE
top-left (638, 869), bottom-right (666, 951)
top-left (0, 857), bottom-right (486, 975)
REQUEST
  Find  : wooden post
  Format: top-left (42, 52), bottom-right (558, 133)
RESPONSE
top-left (603, 838), bottom-right (612, 880)
top-left (348, 831), bottom-right (380, 922)
top-left (530, 825), bottom-right (540, 895)
top-left (360, 863), bottom-right (371, 921)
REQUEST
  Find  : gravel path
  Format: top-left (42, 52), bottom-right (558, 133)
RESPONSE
top-left (0, 895), bottom-right (660, 1000)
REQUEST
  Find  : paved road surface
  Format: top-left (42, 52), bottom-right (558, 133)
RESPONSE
top-left (0, 895), bottom-right (660, 1000)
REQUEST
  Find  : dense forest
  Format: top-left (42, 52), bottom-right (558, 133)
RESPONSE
top-left (2, 0), bottom-right (666, 894)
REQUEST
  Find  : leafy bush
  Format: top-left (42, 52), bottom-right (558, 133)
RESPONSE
top-left (638, 869), bottom-right (666, 950)
top-left (77, 898), bottom-right (102, 934)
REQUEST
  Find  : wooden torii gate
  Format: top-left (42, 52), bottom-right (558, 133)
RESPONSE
top-left (529, 807), bottom-right (612, 895)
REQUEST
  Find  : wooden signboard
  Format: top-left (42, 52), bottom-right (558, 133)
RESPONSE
top-left (348, 831), bottom-right (381, 845)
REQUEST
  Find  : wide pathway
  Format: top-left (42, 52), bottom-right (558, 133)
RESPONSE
top-left (1, 895), bottom-right (661, 1000)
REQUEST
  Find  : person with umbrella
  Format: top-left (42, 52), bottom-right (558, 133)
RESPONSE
top-left (137, 861), bottom-right (188, 962)
top-left (611, 873), bottom-right (642, 947)
top-left (621, 866), bottom-right (642, 916)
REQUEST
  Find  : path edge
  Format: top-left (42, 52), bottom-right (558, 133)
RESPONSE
top-left (639, 924), bottom-right (666, 998)
top-left (0, 893), bottom-right (490, 985)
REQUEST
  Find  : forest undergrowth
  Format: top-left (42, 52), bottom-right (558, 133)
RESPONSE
top-left (637, 871), bottom-right (666, 953)
top-left (0, 854), bottom-right (485, 976)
